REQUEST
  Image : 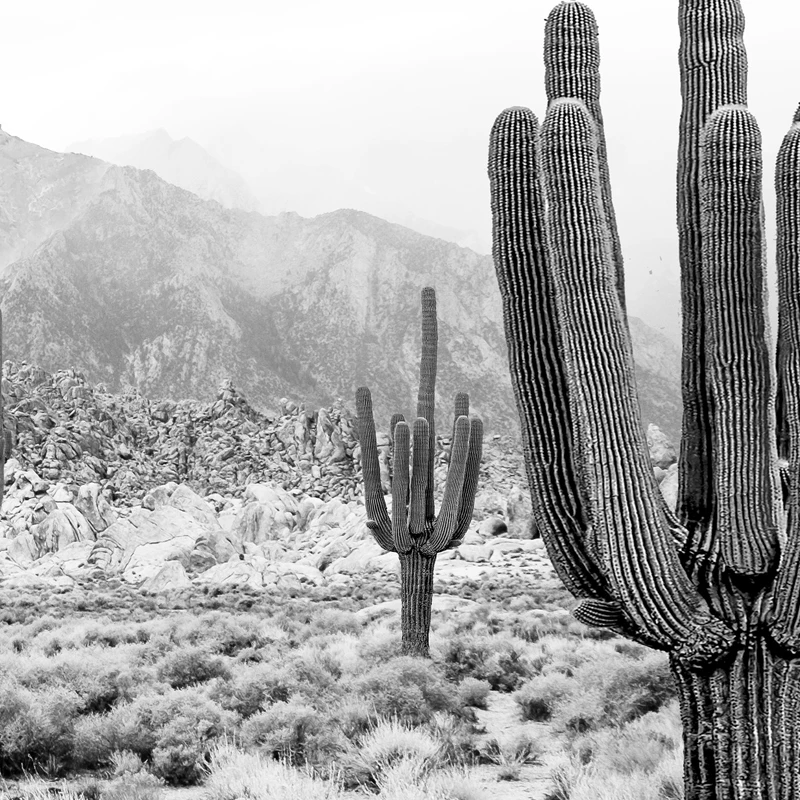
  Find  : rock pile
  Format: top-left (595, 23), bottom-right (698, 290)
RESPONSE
top-left (0, 361), bottom-right (678, 593)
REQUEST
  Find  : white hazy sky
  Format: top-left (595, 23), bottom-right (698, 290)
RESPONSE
top-left (3, 0), bottom-right (798, 334)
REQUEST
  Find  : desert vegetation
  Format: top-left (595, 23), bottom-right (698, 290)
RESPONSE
top-left (0, 577), bottom-right (686, 800)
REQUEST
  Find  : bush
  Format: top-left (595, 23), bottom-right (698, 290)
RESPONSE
top-left (514, 672), bottom-right (574, 721)
top-left (101, 771), bottom-right (165, 800)
top-left (354, 657), bottom-right (457, 726)
top-left (122, 689), bottom-right (236, 785)
top-left (240, 698), bottom-right (346, 770)
top-left (0, 681), bottom-right (81, 775)
top-left (456, 677), bottom-right (491, 709)
top-left (203, 744), bottom-right (347, 800)
top-left (211, 663), bottom-right (295, 718)
top-left (156, 646), bottom-right (230, 689)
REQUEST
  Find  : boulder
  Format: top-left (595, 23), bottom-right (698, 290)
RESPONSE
top-left (647, 424), bottom-right (677, 470)
top-left (140, 561), bottom-right (193, 593)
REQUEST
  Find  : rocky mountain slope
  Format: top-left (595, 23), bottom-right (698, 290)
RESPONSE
top-left (67, 129), bottom-right (261, 213)
top-left (0, 129), bottom-right (682, 442)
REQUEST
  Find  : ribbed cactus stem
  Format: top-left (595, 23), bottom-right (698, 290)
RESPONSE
top-left (408, 418), bottom-right (430, 535)
top-left (677, 0), bottom-right (748, 533)
top-left (421, 415), bottom-right (470, 555)
top-left (699, 105), bottom-right (779, 577)
top-left (388, 412), bottom-right (405, 489)
top-left (355, 386), bottom-right (394, 551)
top-left (488, 105), bottom-right (605, 602)
top-left (391, 421), bottom-right (413, 554)
top-left (417, 287), bottom-right (437, 522)
top-left (769, 117), bottom-right (800, 651)
top-left (539, 98), bottom-right (733, 665)
top-left (545, 0), bottom-right (626, 314)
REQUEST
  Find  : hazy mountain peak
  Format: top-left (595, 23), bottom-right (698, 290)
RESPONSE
top-left (66, 129), bottom-right (261, 213)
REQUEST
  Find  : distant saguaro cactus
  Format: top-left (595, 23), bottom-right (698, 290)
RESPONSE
top-left (356, 287), bottom-right (483, 657)
top-left (489, 1), bottom-right (800, 796)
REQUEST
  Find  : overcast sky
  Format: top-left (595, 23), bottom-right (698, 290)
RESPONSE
top-left (3, 0), bottom-right (798, 335)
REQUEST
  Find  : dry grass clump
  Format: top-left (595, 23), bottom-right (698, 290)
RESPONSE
top-left (545, 703), bottom-right (683, 800)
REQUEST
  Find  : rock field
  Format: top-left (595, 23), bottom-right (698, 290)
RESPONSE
top-left (0, 361), bottom-right (676, 594)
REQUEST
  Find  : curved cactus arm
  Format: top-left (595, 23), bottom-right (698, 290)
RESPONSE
top-left (676, 0), bottom-right (748, 534)
top-left (699, 105), bottom-right (780, 577)
top-left (421, 415), bottom-right (470, 555)
top-left (409, 417), bottom-right (431, 535)
top-left (544, 0), bottom-right (625, 315)
top-left (489, 105), bottom-right (606, 602)
top-left (355, 386), bottom-right (395, 552)
top-left (392, 421), bottom-right (413, 554)
top-left (768, 116), bottom-right (800, 652)
top-left (539, 98), bottom-right (735, 665)
top-left (451, 416), bottom-right (484, 545)
top-left (416, 287), bottom-right (438, 522)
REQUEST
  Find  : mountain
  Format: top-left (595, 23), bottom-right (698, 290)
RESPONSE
top-left (0, 129), bottom-right (682, 443)
top-left (67, 129), bottom-right (261, 213)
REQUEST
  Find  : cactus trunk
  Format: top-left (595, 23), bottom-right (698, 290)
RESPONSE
top-left (671, 645), bottom-right (799, 800)
top-left (398, 549), bottom-right (437, 657)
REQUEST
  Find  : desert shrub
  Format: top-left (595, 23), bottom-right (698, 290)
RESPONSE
top-left (286, 645), bottom-right (343, 700)
top-left (481, 640), bottom-right (534, 692)
top-left (572, 703), bottom-right (682, 774)
top-left (110, 749), bottom-right (147, 776)
top-left (0, 681), bottom-right (82, 775)
top-left (439, 634), bottom-right (493, 683)
top-left (240, 698), bottom-right (346, 770)
top-left (424, 712), bottom-right (482, 767)
top-left (100, 770), bottom-right (165, 800)
top-left (155, 646), bottom-right (230, 688)
top-left (303, 608), bottom-right (363, 638)
top-left (353, 656), bottom-right (457, 726)
top-left (211, 663), bottom-right (295, 718)
top-left (456, 677), bottom-right (491, 709)
top-left (331, 696), bottom-right (380, 740)
top-left (598, 653), bottom-right (676, 724)
top-left (203, 744), bottom-right (347, 800)
top-left (119, 689), bottom-right (235, 784)
top-left (355, 719), bottom-right (440, 786)
top-left (514, 672), bottom-right (574, 721)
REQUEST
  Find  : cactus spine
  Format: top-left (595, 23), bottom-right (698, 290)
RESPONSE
top-left (356, 288), bottom-right (483, 657)
top-left (490, 1), bottom-right (800, 796)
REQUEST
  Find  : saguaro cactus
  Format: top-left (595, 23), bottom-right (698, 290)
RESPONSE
top-left (489, 1), bottom-right (800, 797)
top-left (356, 287), bottom-right (483, 657)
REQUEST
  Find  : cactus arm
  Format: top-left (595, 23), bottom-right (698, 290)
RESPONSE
top-left (489, 105), bottom-right (607, 602)
top-left (539, 98), bottom-right (734, 664)
top-left (544, 0), bottom-right (625, 315)
top-left (421, 415), bottom-right (470, 555)
top-left (676, 0), bottom-right (748, 534)
top-left (355, 386), bottom-right (395, 552)
top-left (452, 393), bottom-right (469, 445)
top-left (408, 417), bottom-right (430, 535)
top-left (768, 116), bottom-right (800, 651)
top-left (392, 421), bottom-right (413, 554)
top-left (451, 416), bottom-right (484, 544)
top-left (699, 106), bottom-right (780, 577)
top-left (417, 287), bottom-right (437, 522)
top-left (388, 412), bottom-right (405, 490)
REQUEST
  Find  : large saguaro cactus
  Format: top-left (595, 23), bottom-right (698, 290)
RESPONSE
top-left (489, 1), bottom-right (800, 797)
top-left (356, 287), bottom-right (483, 657)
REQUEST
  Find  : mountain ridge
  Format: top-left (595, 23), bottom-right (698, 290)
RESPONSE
top-left (0, 131), bottom-right (683, 443)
